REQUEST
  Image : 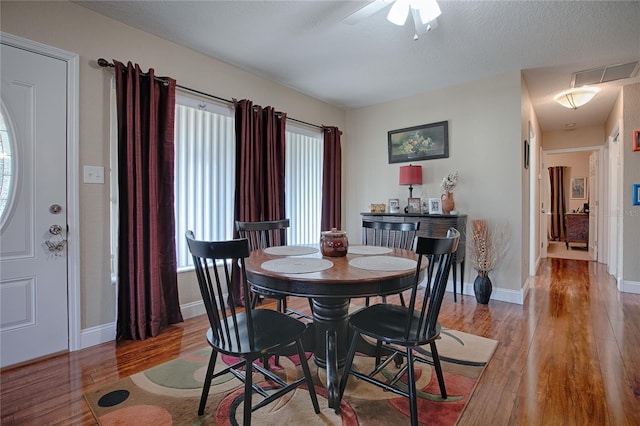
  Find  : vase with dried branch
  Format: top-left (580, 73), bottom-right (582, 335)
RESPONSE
top-left (468, 219), bottom-right (509, 304)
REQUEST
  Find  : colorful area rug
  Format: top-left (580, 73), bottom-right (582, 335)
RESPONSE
top-left (84, 329), bottom-right (497, 425)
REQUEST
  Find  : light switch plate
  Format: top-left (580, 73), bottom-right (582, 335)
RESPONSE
top-left (83, 165), bottom-right (104, 184)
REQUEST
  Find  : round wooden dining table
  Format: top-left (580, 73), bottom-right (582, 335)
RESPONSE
top-left (244, 245), bottom-right (425, 411)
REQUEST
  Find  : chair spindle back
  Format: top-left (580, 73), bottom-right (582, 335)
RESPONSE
top-left (236, 219), bottom-right (289, 251)
top-left (185, 231), bottom-right (254, 352)
top-left (404, 228), bottom-right (460, 340)
top-left (362, 220), bottom-right (420, 250)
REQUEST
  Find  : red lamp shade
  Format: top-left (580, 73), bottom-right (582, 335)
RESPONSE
top-left (399, 165), bottom-right (422, 185)
top-left (399, 165), bottom-right (422, 200)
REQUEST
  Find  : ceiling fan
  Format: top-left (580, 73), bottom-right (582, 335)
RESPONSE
top-left (343, 0), bottom-right (442, 40)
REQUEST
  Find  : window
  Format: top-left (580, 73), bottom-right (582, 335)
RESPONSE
top-left (285, 125), bottom-right (323, 245)
top-left (174, 96), bottom-right (235, 270)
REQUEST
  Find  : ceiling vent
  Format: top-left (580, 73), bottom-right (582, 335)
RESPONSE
top-left (572, 61), bottom-right (640, 87)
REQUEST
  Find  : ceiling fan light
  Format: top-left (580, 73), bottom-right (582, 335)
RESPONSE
top-left (387, 0), bottom-right (410, 25)
top-left (553, 87), bottom-right (600, 109)
top-left (413, 0), bottom-right (441, 24)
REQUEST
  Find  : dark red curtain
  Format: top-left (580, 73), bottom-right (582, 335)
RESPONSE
top-left (548, 166), bottom-right (567, 241)
top-left (230, 99), bottom-right (286, 304)
top-left (321, 126), bottom-right (342, 231)
top-left (114, 60), bottom-right (183, 340)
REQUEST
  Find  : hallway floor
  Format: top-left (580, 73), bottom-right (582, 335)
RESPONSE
top-left (546, 240), bottom-right (593, 261)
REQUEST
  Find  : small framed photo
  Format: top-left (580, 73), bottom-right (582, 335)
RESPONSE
top-left (428, 198), bottom-right (442, 214)
top-left (633, 184), bottom-right (640, 206)
top-left (634, 129), bottom-right (640, 152)
top-left (570, 176), bottom-right (587, 199)
top-left (407, 197), bottom-right (421, 213)
top-left (388, 198), bottom-right (400, 213)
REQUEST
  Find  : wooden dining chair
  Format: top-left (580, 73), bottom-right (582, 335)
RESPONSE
top-left (185, 231), bottom-right (320, 425)
top-left (339, 228), bottom-right (460, 426)
top-left (236, 219), bottom-right (313, 320)
top-left (362, 219), bottom-right (420, 306)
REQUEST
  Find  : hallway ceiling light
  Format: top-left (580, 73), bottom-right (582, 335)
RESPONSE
top-left (553, 87), bottom-right (599, 110)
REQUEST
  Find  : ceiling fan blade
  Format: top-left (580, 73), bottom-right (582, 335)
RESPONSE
top-left (342, 0), bottom-right (393, 25)
top-left (387, 0), bottom-right (410, 25)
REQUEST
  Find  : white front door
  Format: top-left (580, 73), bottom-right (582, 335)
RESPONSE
top-left (0, 43), bottom-right (69, 368)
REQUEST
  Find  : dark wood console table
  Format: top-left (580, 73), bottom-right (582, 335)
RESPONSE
top-left (361, 212), bottom-right (467, 301)
top-left (565, 213), bottom-right (588, 249)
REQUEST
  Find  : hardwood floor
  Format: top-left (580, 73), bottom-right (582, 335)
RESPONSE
top-left (1, 258), bottom-right (639, 425)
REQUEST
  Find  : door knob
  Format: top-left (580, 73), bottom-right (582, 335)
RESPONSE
top-left (45, 225), bottom-right (66, 253)
top-left (49, 224), bottom-right (63, 235)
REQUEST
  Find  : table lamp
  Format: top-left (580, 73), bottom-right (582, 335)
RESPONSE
top-left (399, 164), bottom-right (422, 198)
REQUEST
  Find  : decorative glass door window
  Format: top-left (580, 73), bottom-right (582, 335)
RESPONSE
top-left (0, 109), bottom-right (14, 229)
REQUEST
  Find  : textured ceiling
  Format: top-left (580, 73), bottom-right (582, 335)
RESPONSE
top-left (75, 0), bottom-right (640, 131)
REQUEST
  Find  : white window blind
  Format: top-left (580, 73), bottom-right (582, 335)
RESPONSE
top-left (174, 97), bottom-right (235, 270)
top-left (285, 126), bottom-right (323, 245)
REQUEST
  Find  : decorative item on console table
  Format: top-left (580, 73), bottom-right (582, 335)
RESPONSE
top-left (441, 192), bottom-right (455, 215)
top-left (428, 198), bottom-right (442, 214)
top-left (388, 198), bottom-right (400, 213)
top-left (468, 219), bottom-right (509, 304)
top-left (440, 171), bottom-right (459, 214)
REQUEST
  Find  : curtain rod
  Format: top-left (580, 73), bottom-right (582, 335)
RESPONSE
top-left (97, 58), bottom-right (324, 131)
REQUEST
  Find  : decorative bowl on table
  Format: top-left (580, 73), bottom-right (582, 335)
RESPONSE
top-left (320, 228), bottom-right (348, 257)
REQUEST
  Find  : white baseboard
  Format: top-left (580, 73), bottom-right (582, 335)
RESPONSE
top-left (621, 279), bottom-right (640, 294)
top-left (80, 322), bottom-right (116, 349)
top-left (450, 280), bottom-right (525, 305)
top-left (180, 300), bottom-right (207, 319)
top-left (79, 299), bottom-right (208, 350)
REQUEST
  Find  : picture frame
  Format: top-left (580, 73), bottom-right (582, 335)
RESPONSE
top-left (388, 198), bottom-right (400, 213)
top-left (570, 176), bottom-right (587, 200)
top-left (633, 184), bottom-right (640, 206)
top-left (388, 121), bottom-right (449, 164)
top-left (407, 197), bottom-right (421, 213)
top-left (524, 139), bottom-right (529, 169)
top-left (428, 197), bottom-right (442, 214)
top-left (634, 129), bottom-right (640, 152)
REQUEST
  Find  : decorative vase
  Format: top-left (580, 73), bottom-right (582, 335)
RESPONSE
top-left (473, 274), bottom-right (492, 304)
top-left (320, 228), bottom-right (349, 257)
top-left (441, 192), bottom-right (455, 214)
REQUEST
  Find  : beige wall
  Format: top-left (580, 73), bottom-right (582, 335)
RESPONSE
top-left (543, 126), bottom-right (606, 150)
top-left (1, 1), bottom-right (346, 329)
top-left (621, 84), bottom-right (640, 282)
top-left (604, 83), bottom-right (640, 285)
top-left (345, 72), bottom-right (524, 297)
